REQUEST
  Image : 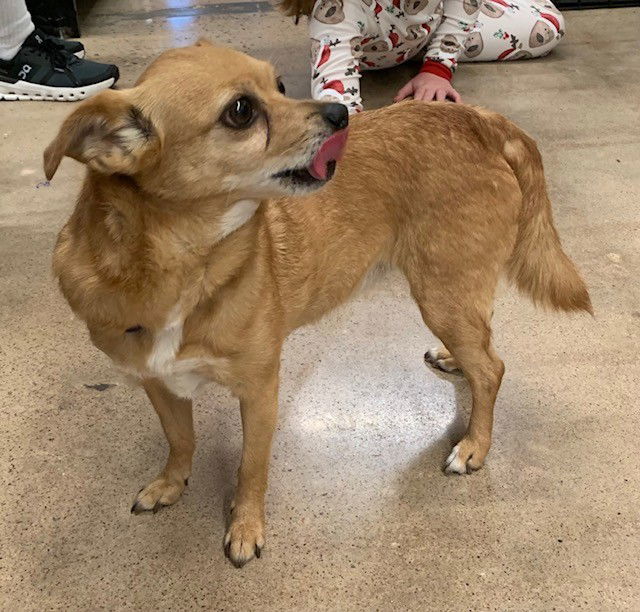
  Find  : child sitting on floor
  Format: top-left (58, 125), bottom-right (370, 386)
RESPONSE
top-left (280, 0), bottom-right (565, 113)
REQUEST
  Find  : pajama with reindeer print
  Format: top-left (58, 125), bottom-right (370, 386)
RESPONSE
top-left (309, 0), bottom-right (565, 112)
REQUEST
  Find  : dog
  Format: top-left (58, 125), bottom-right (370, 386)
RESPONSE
top-left (44, 41), bottom-right (591, 567)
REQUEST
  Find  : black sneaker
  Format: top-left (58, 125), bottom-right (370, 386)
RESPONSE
top-left (33, 28), bottom-right (85, 59)
top-left (0, 30), bottom-right (119, 101)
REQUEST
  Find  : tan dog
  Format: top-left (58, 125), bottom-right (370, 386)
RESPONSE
top-left (45, 41), bottom-right (591, 567)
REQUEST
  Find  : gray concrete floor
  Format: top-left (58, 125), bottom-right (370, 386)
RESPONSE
top-left (1, 3), bottom-right (639, 610)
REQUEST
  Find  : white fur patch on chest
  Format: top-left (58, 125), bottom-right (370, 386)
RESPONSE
top-left (217, 199), bottom-right (259, 242)
top-left (145, 304), bottom-right (209, 398)
top-left (147, 303), bottom-right (184, 375)
top-left (160, 358), bottom-right (210, 399)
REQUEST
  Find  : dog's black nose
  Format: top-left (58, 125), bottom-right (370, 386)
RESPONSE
top-left (320, 103), bottom-right (349, 131)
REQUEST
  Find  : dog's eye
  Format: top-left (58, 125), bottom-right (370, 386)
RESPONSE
top-left (277, 78), bottom-right (286, 95)
top-left (222, 97), bottom-right (256, 129)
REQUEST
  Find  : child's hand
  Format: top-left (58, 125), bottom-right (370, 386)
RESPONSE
top-left (394, 73), bottom-right (462, 104)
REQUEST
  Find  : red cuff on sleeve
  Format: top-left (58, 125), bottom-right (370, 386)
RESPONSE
top-left (420, 60), bottom-right (453, 81)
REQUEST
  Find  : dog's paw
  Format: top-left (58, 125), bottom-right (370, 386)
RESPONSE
top-left (224, 513), bottom-right (264, 568)
top-left (444, 437), bottom-right (489, 474)
top-left (424, 346), bottom-right (461, 374)
top-left (130, 476), bottom-right (187, 514)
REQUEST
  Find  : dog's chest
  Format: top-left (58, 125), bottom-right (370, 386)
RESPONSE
top-left (144, 304), bottom-right (218, 398)
top-left (147, 304), bottom-right (184, 376)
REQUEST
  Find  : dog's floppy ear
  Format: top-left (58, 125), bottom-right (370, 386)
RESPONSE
top-left (43, 89), bottom-right (160, 180)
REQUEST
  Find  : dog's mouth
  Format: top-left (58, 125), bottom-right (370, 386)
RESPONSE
top-left (273, 129), bottom-right (349, 188)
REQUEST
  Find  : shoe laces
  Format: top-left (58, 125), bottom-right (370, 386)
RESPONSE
top-left (39, 37), bottom-right (71, 70)
top-left (27, 32), bottom-right (72, 70)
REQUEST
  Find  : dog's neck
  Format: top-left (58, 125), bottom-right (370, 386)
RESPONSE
top-left (55, 172), bottom-right (267, 330)
top-left (91, 172), bottom-right (257, 237)
top-left (77, 173), bottom-right (263, 293)
top-left (216, 199), bottom-right (260, 242)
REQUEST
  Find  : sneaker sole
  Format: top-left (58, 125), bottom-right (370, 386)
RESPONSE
top-left (0, 77), bottom-right (115, 102)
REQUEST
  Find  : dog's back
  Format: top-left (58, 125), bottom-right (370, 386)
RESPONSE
top-left (265, 102), bottom-right (591, 328)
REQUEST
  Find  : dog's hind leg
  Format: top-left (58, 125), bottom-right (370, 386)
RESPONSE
top-left (131, 379), bottom-right (194, 513)
top-left (403, 264), bottom-right (504, 475)
top-left (424, 345), bottom-right (460, 374)
top-left (424, 308), bottom-right (495, 375)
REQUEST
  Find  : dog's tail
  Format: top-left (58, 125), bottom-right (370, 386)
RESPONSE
top-left (492, 115), bottom-right (592, 314)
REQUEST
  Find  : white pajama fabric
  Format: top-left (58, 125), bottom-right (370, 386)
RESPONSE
top-left (309, 0), bottom-right (565, 112)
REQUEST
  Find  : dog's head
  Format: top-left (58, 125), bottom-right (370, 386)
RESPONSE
top-left (44, 41), bottom-right (349, 201)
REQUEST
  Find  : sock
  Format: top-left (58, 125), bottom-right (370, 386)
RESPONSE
top-left (0, 0), bottom-right (35, 61)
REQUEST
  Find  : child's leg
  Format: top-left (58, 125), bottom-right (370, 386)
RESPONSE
top-left (0, 0), bottom-right (34, 61)
top-left (459, 0), bottom-right (565, 62)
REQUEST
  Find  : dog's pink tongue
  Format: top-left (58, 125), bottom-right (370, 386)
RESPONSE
top-left (309, 129), bottom-right (349, 181)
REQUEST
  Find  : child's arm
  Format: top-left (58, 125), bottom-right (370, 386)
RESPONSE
top-left (396, 0), bottom-right (479, 103)
top-left (309, 1), bottom-right (364, 113)
top-left (422, 0), bottom-right (479, 82)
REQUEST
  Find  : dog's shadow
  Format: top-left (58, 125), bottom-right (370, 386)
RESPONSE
top-left (414, 367), bottom-right (470, 467)
top-left (393, 367), bottom-right (477, 510)
top-left (204, 356), bottom-right (322, 531)
top-left (206, 361), bottom-right (473, 526)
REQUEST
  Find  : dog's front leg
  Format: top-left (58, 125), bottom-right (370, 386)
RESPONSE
top-left (225, 372), bottom-right (279, 567)
top-left (131, 379), bottom-right (194, 513)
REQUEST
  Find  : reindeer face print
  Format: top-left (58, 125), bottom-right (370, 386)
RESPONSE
top-left (440, 34), bottom-right (461, 54)
top-left (406, 24), bottom-right (428, 41)
top-left (463, 0), bottom-right (480, 14)
top-left (362, 38), bottom-right (391, 53)
top-left (434, 0), bottom-right (444, 18)
top-left (529, 20), bottom-right (554, 47)
top-left (480, 1), bottom-right (504, 17)
top-left (312, 39), bottom-right (340, 71)
top-left (464, 31), bottom-right (483, 58)
top-left (313, 0), bottom-right (345, 24)
top-left (351, 36), bottom-right (364, 58)
top-left (403, 0), bottom-right (429, 15)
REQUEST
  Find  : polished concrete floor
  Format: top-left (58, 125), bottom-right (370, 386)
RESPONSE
top-left (1, 3), bottom-right (639, 610)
